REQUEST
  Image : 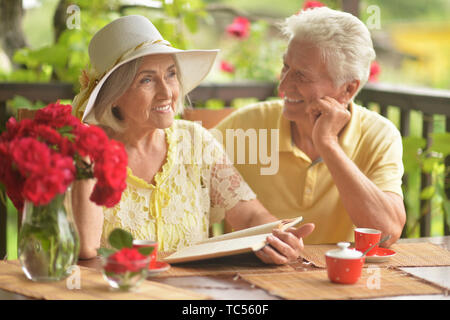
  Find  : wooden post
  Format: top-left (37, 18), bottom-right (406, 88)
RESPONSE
top-left (342, 0), bottom-right (360, 17)
top-left (445, 116), bottom-right (450, 235)
top-left (420, 113), bottom-right (433, 237)
top-left (379, 103), bottom-right (388, 118)
top-left (400, 109), bottom-right (410, 238)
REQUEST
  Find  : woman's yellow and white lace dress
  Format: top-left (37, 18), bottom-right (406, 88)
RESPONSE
top-left (101, 120), bottom-right (256, 252)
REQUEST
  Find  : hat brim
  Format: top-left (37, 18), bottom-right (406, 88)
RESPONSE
top-left (82, 43), bottom-right (218, 122)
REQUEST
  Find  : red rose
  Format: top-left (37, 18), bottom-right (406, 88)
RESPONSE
top-left (0, 142), bottom-right (10, 180)
top-left (22, 154), bottom-right (75, 206)
top-left (6, 182), bottom-right (24, 213)
top-left (11, 138), bottom-right (52, 176)
top-left (34, 101), bottom-right (80, 129)
top-left (34, 125), bottom-right (74, 157)
top-left (23, 174), bottom-right (61, 206)
top-left (50, 153), bottom-right (76, 192)
top-left (226, 17), bottom-right (251, 39)
top-left (2, 118), bottom-right (35, 142)
top-left (95, 160), bottom-right (127, 192)
top-left (104, 248), bottom-right (148, 274)
top-left (90, 184), bottom-right (124, 208)
top-left (220, 61), bottom-right (235, 73)
top-left (94, 140), bottom-right (128, 190)
top-left (75, 125), bottom-right (109, 160)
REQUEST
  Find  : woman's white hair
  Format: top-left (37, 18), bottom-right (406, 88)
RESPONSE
top-left (281, 7), bottom-right (376, 98)
top-left (92, 55), bottom-right (185, 133)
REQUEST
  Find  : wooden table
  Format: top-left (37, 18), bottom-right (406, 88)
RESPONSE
top-left (1, 236), bottom-right (449, 300)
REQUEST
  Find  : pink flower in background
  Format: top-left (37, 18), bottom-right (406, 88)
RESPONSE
top-left (369, 61), bottom-right (381, 82)
top-left (220, 60), bottom-right (235, 73)
top-left (297, 1), bottom-right (325, 14)
top-left (302, 1), bottom-right (325, 10)
top-left (226, 17), bottom-right (251, 39)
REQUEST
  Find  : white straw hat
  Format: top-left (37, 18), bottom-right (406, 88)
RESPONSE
top-left (72, 15), bottom-right (218, 122)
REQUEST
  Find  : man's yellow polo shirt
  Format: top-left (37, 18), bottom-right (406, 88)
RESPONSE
top-left (214, 100), bottom-right (404, 244)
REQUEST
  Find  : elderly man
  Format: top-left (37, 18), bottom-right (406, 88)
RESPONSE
top-left (215, 7), bottom-right (406, 247)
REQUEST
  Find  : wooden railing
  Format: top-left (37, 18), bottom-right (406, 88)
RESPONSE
top-left (0, 81), bottom-right (449, 257)
top-left (356, 83), bottom-right (450, 238)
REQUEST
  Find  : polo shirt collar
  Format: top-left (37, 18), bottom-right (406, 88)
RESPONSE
top-left (277, 102), bottom-right (361, 159)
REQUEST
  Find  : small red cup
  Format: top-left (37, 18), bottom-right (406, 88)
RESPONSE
top-left (354, 228), bottom-right (381, 256)
top-left (132, 240), bottom-right (158, 269)
top-left (325, 242), bottom-right (365, 284)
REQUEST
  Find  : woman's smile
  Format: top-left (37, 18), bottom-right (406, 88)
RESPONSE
top-left (151, 104), bottom-right (172, 113)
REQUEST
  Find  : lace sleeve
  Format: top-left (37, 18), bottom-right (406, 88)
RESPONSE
top-left (205, 137), bottom-right (256, 224)
top-left (210, 161), bottom-right (256, 211)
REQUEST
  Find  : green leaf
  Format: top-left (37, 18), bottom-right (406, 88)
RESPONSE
top-left (422, 158), bottom-right (441, 173)
top-left (97, 247), bottom-right (116, 258)
top-left (31, 45), bottom-right (69, 69)
top-left (420, 186), bottom-right (436, 200)
top-left (108, 228), bottom-right (133, 250)
top-left (402, 136), bottom-right (425, 173)
top-left (430, 132), bottom-right (450, 157)
top-left (402, 136), bottom-right (426, 155)
top-left (183, 12), bottom-right (198, 33)
top-left (137, 247), bottom-right (155, 256)
top-left (205, 99), bottom-right (225, 110)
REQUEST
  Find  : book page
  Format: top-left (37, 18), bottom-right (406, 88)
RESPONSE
top-left (163, 233), bottom-right (270, 264)
top-left (199, 216), bottom-right (303, 244)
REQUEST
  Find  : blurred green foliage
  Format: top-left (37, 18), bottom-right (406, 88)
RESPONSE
top-left (219, 20), bottom-right (285, 82)
top-left (0, 0), bottom-right (210, 90)
top-left (402, 132), bottom-right (450, 237)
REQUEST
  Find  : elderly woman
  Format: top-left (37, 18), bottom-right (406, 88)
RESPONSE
top-left (71, 15), bottom-right (314, 264)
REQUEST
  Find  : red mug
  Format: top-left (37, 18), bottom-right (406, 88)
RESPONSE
top-left (325, 242), bottom-right (365, 284)
top-left (354, 228), bottom-right (381, 256)
top-left (132, 240), bottom-right (158, 269)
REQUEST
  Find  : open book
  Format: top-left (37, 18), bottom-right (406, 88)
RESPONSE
top-left (163, 216), bottom-right (303, 264)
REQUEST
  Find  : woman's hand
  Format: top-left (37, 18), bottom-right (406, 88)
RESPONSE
top-left (254, 223), bottom-right (315, 265)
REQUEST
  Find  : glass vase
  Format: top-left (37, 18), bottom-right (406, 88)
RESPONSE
top-left (18, 188), bottom-right (80, 282)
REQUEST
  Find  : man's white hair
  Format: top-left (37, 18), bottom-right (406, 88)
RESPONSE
top-left (281, 7), bottom-right (376, 97)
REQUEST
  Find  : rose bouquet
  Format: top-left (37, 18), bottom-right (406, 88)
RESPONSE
top-left (99, 229), bottom-right (155, 291)
top-left (0, 101), bottom-right (128, 281)
top-left (0, 101), bottom-right (127, 211)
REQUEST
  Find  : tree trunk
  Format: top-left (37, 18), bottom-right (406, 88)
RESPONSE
top-left (0, 0), bottom-right (28, 64)
top-left (53, 0), bottom-right (69, 42)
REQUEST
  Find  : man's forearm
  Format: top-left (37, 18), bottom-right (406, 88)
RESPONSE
top-left (317, 141), bottom-right (405, 245)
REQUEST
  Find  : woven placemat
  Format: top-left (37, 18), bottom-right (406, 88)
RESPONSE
top-left (156, 252), bottom-right (296, 277)
top-left (239, 268), bottom-right (445, 300)
top-left (300, 243), bottom-right (450, 269)
top-left (0, 261), bottom-right (209, 300)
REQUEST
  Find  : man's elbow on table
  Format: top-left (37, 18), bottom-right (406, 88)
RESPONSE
top-left (384, 194), bottom-right (407, 247)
